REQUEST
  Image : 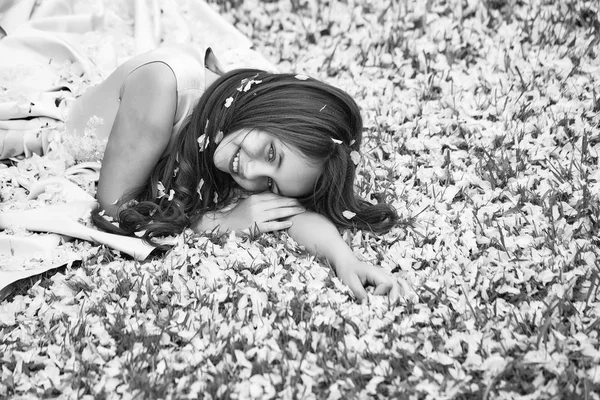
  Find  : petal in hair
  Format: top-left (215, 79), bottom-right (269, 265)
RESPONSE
top-left (197, 134), bottom-right (207, 151)
top-left (215, 130), bottom-right (224, 144)
top-left (331, 138), bottom-right (343, 144)
top-left (167, 189), bottom-right (175, 201)
top-left (134, 230), bottom-right (147, 237)
top-left (243, 79), bottom-right (262, 92)
top-left (342, 210), bottom-right (356, 219)
top-left (295, 74), bottom-right (309, 80)
top-left (237, 78), bottom-right (248, 92)
top-left (197, 179), bottom-right (204, 199)
top-left (224, 97), bottom-right (234, 108)
top-left (157, 181), bottom-right (166, 199)
top-left (350, 150), bottom-right (361, 165)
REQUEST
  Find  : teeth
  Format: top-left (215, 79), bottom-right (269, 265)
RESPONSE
top-left (233, 150), bottom-right (239, 173)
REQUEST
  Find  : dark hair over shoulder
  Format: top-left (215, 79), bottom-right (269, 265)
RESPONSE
top-left (92, 68), bottom-right (398, 246)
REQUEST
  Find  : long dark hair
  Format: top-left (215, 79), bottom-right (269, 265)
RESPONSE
top-left (92, 69), bottom-right (398, 246)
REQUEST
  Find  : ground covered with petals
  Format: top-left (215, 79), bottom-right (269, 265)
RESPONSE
top-left (1, 0), bottom-right (600, 399)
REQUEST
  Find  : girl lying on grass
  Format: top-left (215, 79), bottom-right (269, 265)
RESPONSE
top-left (2, 43), bottom-right (405, 303)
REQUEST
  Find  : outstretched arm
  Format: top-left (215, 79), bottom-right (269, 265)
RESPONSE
top-left (287, 211), bottom-right (403, 303)
top-left (192, 194), bottom-right (405, 303)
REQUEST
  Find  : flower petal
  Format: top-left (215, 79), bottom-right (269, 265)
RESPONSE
top-left (197, 134), bottom-right (207, 152)
top-left (342, 210), bottom-right (356, 219)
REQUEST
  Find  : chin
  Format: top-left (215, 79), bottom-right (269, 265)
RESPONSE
top-left (231, 175), bottom-right (249, 190)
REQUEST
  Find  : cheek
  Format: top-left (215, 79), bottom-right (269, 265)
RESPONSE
top-left (213, 141), bottom-right (235, 168)
top-left (213, 149), bottom-right (228, 166)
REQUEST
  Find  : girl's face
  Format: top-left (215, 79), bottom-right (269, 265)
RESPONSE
top-left (213, 128), bottom-right (322, 197)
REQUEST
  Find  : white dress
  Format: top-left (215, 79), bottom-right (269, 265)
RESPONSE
top-left (0, 0), bottom-right (275, 161)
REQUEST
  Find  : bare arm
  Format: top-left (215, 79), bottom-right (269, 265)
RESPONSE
top-left (192, 195), bottom-right (404, 302)
top-left (287, 211), bottom-right (403, 303)
top-left (287, 212), bottom-right (354, 267)
top-left (97, 63), bottom-right (177, 217)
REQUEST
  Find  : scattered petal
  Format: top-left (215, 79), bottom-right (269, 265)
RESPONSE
top-left (224, 97), bottom-right (234, 108)
top-left (350, 150), bottom-right (361, 165)
top-left (295, 74), bottom-right (309, 80)
top-left (342, 210), bottom-right (356, 219)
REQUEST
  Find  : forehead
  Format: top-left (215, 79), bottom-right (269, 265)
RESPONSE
top-left (277, 142), bottom-right (322, 197)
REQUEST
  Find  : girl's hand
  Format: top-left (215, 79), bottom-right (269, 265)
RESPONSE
top-left (198, 192), bottom-right (306, 234)
top-left (335, 260), bottom-right (410, 304)
top-left (285, 211), bottom-right (412, 305)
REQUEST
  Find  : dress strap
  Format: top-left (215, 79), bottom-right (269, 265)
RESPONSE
top-left (205, 47), bottom-right (225, 89)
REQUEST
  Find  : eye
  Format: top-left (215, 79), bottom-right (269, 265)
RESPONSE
top-left (268, 143), bottom-right (276, 162)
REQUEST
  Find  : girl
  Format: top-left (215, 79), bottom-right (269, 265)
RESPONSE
top-left (0, 3), bottom-right (404, 303)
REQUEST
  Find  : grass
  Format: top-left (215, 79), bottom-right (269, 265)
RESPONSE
top-left (1, 0), bottom-right (600, 399)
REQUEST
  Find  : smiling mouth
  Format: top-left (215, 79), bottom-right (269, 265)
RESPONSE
top-left (230, 148), bottom-right (240, 175)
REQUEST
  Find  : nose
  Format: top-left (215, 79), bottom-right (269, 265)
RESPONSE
top-left (244, 158), bottom-right (270, 180)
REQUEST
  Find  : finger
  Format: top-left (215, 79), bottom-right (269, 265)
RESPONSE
top-left (342, 273), bottom-right (369, 304)
top-left (248, 192), bottom-right (283, 202)
top-left (264, 206), bottom-right (306, 221)
top-left (397, 279), bottom-right (416, 302)
top-left (373, 280), bottom-right (393, 296)
top-left (387, 281), bottom-right (402, 303)
top-left (252, 192), bottom-right (298, 202)
top-left (261, 197), bottom-right (302, 210)
top-left (241, 222), bottom-right (262, 237)
top-left (257, 220), bottom-right (294, 233)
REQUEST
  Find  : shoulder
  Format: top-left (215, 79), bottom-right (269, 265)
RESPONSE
top-left (122, 61), bottom-right (177, 97)
top-left (121, 46), bottom-right (207, 95)
top-left (119, 62), bottom-right (177, 124)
